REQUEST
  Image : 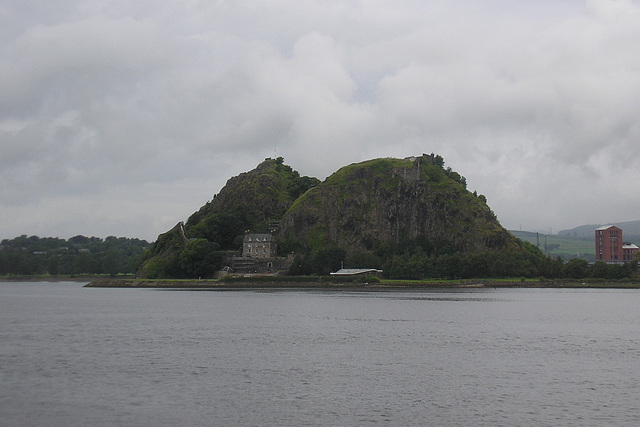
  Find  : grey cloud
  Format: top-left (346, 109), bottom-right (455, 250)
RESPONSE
top-left (1, 15), bottom-right (164, 117)
top-left (2, 0), bottom-right (640, 240)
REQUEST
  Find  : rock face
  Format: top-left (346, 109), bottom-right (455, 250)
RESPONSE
top-left (188, 158), bottom-right (307, 231)
top-left (182, 157), bottom-right (320, 247)
top-left (277, 155), bottom-right (517, 256)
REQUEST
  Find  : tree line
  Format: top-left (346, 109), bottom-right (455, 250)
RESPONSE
top-left (288, 240), bottom-right (639, 280)
top-left (0, 235), bottom-right (150, 276)
top-left (3, 233), bottom-right (638, 281)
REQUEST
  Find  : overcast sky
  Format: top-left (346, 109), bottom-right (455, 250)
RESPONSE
top-left (2, 0), bottom-right (640, 241)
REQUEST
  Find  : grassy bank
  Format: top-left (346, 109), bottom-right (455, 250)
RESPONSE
top-left (84, 277), bottom-right (640, 289)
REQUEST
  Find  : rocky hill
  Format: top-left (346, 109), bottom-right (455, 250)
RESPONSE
top-left (137, 158), bottom-right (319, 277)
top-left (277, 155), bottom-right (517, 256)
top-left (138, 154), bottom-right (542, 279)
top-left (559, 221), bottom-right (640, 242)
top-left (185, 157), bottom-right (319, 239)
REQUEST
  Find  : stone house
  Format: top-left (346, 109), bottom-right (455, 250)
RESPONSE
top-left (242, 234), bottom-right (277, 258)
top-left (226, 233), bottom-right (290, 274)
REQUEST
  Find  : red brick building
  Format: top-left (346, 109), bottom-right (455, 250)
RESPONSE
top-left (595, 225), bottom-right (638, 262)
top-left (623, 243), bottom-right (640, 261)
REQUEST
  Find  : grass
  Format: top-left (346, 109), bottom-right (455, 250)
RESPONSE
top-left (85, 276), bottom-right (640, 289)
top-left (326, 158), bottom-right (413, 187)
top-left (511, 230), bottom-right (594, 259)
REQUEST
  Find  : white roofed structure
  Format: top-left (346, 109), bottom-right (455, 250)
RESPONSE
top-left (330, 268), bottom-right (383, 276)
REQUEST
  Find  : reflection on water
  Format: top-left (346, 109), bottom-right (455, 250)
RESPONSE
top-left (1, 282), bottom-right (639, 426)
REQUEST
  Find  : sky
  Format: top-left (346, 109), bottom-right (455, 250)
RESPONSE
top-left (2, 0), bottom-right (640, 242)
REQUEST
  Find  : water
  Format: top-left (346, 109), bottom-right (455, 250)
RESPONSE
top-left (1, 282), bottom-right (640, 426)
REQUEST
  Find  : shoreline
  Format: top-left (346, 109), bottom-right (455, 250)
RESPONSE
top-left (84, 278), bottom-right (640, 290)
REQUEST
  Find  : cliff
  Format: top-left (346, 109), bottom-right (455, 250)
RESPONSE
top-left (277, 155), bottom-right (517, 256)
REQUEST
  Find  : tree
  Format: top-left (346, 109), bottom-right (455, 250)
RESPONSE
top-left (537, 256), bottom-right (564, 278)
top-left (346, 251), bottom-right (382, 269)
top-left (591, 261), bottom-right (609, 279)
top-left (563, 258), bottom-right (589, 279)
top-left (436, 253), bottom-right (463, 279)
top-left (178, 239), bottom-right (222, 278)
top-left (103, 249), bottom-right (121, 277)
top-left (288, 175), bottom-right (320, 200)
top-left (307, 247), bottom-right (346, 276)
top-left (47, 256), bottom-right (60, 276)
top-left (73, 252), bottom-right (93, 275)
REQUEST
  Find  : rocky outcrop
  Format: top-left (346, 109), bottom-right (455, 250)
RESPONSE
top-left (278, 155), bottom-right (517, 255)
top-left (136, 158), bottom-right (319, 278)
top-left (138, 154), bottom-right (523, 278)
top-left (185, 157), bottom-right (319, 236)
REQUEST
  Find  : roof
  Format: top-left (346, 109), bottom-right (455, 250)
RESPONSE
top-left (330, 268), bottom-right (383, 276)
top-left (596, 225), bottom-right (620, 231)
top-left (243, 234), bottom-right (275, 242)
top-left (623, 243), bottom-right (639, 249)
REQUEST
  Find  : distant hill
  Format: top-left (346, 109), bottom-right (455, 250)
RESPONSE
top-left (513, 221), bottom-right (640, 261)
top-left (559, 221), bottom-right (640, 242)
top-left (510, 230), bottom-right (594, 261)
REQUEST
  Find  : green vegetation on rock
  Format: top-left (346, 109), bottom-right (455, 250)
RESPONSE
top-left (137, 157), bottom-right (319, 278)
top-left (278, 154), bottom-right (510, 269)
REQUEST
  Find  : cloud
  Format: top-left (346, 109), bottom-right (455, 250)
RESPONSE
top-left (2, 0), bottom-right (640, 241)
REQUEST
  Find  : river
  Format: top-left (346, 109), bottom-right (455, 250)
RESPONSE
top-left (1, 281), bottom-right (639, 426)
